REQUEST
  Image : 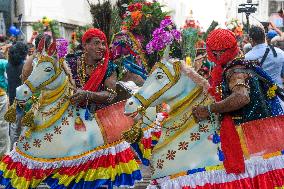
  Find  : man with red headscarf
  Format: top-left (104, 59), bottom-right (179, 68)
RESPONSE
top-left (192, 29), bottom-right (284, 179)
top-left (67, 28), bottom-right (117, 112)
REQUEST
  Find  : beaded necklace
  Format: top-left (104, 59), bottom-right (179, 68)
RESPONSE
top-left (77, 53), bottom-right (102, 87)
top-left (77, 53), bottom-right (87, 86)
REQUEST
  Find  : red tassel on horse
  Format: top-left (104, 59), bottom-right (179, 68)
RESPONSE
top-left (220, 115), bottom-right (245, 174)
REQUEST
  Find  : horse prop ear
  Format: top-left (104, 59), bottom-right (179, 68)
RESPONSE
top-left (47, 42), bottom-right (57, 57)
top-left (37, 37), bottom-right (46, 54)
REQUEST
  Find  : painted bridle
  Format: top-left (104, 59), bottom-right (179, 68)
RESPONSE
top-left (24, 37), bottom-right (65, 93)
top-left (134, 60), bottom-right (181, 111)
top-left (24, 55), bottom-right (64, 93)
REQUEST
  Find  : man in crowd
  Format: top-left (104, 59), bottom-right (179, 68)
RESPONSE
top-left (6, 42), bottom-right (28, 149)
top-left (245, 25), bottom-right (284, 89)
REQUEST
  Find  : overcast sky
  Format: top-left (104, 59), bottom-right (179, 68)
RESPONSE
top-left (190, 0), bottom-right (226, 29)
top-left (158, 0), bottom-right (227, 30)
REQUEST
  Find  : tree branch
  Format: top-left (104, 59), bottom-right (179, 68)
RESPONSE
top-left (86, 0), bottom-right (91, 7)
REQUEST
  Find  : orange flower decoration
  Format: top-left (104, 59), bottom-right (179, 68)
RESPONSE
top-left (234, 26), bottom-right (243, 37)
top-left (121, 25), bottom-right (128, 31)
top-left (71, 32), bottom-right (77, 43)
top-left (131, 11), bottom-right (143, 26)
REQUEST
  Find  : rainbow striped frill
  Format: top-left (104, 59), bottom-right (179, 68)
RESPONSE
top-left (0, 141), bottom-right (142, 189)
top-left (131, 127), bottom-right (162, 166)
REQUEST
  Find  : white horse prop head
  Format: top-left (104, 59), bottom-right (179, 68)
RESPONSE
top-left (125, 59), bottom-right (222, 181)
top-left (125, 59), bottom-right (197, 115)
top-left (16, 41), bottom-right (67, 103)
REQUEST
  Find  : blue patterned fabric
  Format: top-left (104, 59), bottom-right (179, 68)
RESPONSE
top-left (222, 58), bottom-right (284, 125)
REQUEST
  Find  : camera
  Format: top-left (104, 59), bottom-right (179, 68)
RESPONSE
top-left (238, 0), bottom-right (259, 33)
top-left (238, 0), bottom-right (258, 14)
top-left (238, 6), bottom-right (257, 14)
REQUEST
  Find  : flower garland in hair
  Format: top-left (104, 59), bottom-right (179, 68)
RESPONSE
top-left (146, 18), bottom-right (181, 55)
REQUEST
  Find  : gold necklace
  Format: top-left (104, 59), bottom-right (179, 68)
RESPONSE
top-left (78, 53), bottom-right (87, 85)
top-left (78, 53), bottom-right (103, 86)
top-left (40, 81), bottom-right (72, 117)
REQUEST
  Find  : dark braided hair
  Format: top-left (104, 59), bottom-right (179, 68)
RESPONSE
top-left (249, 26), bottom-right (265, 44)
top-left (8, 41), bottom-right (28, 66)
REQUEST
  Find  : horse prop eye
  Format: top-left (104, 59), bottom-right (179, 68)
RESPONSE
top-left (44, 67), bottom-right (53, 72)
top-left (156, 74), bottom-right (163, 80)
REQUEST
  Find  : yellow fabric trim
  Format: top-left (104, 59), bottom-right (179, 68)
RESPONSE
top-left (134, 61), bottom-right (181, 109)
top-left (152, 135), bottom-right (159, 141)
top-left (0, 88), bottom-right (5, 96)
top-left (152, 89), bottom-right (210, 152)
top-left (165, 87), bottom-right (202, 121)
top-left (25, 100), bottom-right (70, 138)
top-left (236, 126), bottom-right (250, 160)
top-left (0, 162), bottom-right (43, 189)
top-left (38, 55), bottom-right (55, 65)
top-left (138, 142), bottom-right (152, 159)
top-left (40, 78), bottom-right (68, 105)
top-left (52, 160), bottom-right (139, 186)
top-left (15, 139), bottom-right (124, 162)
top-left (263, 151), bottom-right (282, 159)
top-left (205, 165), bottom-right (224, 171)
top-left (25, 80), bottom-right (37, 93)
top-left (153, 118), bottom-right (196, 152)
top-left (170, 171), bottom-right (187, 179)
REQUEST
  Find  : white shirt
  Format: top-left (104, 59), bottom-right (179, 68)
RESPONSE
top-left (245, 43), bottom-right (284, 87)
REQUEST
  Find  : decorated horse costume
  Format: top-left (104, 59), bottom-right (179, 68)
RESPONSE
top-left (125, 59), bottom-right (284, 188)
top-left (0, 39), bottom-right (141, 189)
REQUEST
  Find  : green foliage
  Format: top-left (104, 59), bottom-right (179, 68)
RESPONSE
top-left (31, 22), bottom-right (44, 33)
top-left (90, 0), bottom-right (112, 43)
top-left (69, 25), bottom-right (91, 52)
top-left (116, 0), bottom-right (133, 17)
top-left (49, 20), bottom-right (60, 38)
top-left (110, 4), bottom-right (123, 40)
top-left (131, 2), bottom-right (169, 44)
top-left (127, 1), bottom-right (169, 67)
top-left (182, 28), bottom-right (199, 60)
top-left (169, 40), bottom-right (182, 59)
top-left (31, 17), bottom-right (61, 38)
top-left (76, 25), bottom-right (92, 43)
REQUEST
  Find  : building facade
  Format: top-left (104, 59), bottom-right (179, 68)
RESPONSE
top-left (12, 0), bottom-right (97, 41)
top-left (0, 0), bottom-right (12, 35)
top-left (6, 0), bottom-right (115, 41)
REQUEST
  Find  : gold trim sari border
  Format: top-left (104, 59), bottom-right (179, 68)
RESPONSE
top-left (15, 139), bottom-right (124, 162)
